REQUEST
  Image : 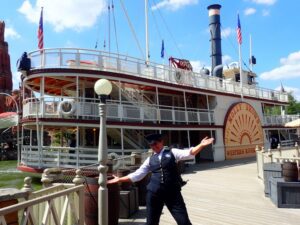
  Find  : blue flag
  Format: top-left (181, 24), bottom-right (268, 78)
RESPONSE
top-left (161, 40), bottom-right (164, 58)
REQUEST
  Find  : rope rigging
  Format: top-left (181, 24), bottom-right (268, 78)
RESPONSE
top-left (119, 0), bottom-right (145, 59)
top-left (220, 25), bottom-right (253, 72)
top-left (151, 0), bottom-right (184, 58)
top-left (149, 0), bottom-right (167, 58)
top-left (111, 0), bottom-right (119, 54)
top-left (108, 1), bottom-right (111, 52)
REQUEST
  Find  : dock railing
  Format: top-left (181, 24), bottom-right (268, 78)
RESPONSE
top-left (256, 143), bottom-right (300, 180)
top-left (0, 173), bottom-right (85, 225)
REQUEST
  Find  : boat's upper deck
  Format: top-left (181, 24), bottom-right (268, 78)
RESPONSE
top-left (26, 48), bottom-right (288, 103)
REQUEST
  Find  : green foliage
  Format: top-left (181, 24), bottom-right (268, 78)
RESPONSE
top-left (52, 130), bottom-right (73, 146)
top-left (286, 93), bottom-right (300, 115)
top-left (0, 161), bottom-right (42, 190)
top-left (264, 105), bottom-right (281, 116)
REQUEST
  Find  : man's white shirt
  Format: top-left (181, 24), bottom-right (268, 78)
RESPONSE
top-left (128, 147), bottom-right (194, 183)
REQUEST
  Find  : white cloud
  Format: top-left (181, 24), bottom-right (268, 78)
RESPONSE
top-left (275, 85), bottom-right (300, 101)
top-left (280, 51), bottom-right (300, 65)
top-left (221, 27), bottom-right (234, 38)
top-left (4, 27), bottom-right (21, 39)
top-left (222, 55), bottom-right (233, 65)
top-left (249, 0), bottom-right (277, 5)
top-left (12, 71), bottom-right (22, 90)
top-left (244, 8), bottom-right (256, 16)
top-left (18, 0), bottom-right (106, 32)
top-left (190, 60), bottom-right (206, 73)
top-left (151, 0), bottom-right (198, 11)
top-left (262, 9), bottom-right (270, 16)
top-left (260, 51), bottom-right (300, 80)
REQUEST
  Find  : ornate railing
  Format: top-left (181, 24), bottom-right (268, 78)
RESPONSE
top-left (256, 143), bottom-right (300, 179)
top-left (0, 182), bottom-right (84, 225)
top-left (27, 48), bottom-right (288, 102)
top-left (263, 114), bottom-right (300, 126)
top-left (22, 98), bottom-right (215, 125)
top-left (20, 146), bottom-right (149, 169)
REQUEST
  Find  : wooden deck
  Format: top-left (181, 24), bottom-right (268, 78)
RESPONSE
top-left (119, 158), bottom-right (300, 225)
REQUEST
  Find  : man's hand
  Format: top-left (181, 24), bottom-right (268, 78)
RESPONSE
top-left (200, 136), bottom-right (214, 147)
top-left (107, 175), bottom-right (119, 184)
top-left (190, 136), bottom-right (214, 156)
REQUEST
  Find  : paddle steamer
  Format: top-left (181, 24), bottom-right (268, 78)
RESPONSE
top-left (17, 4), bottom-right (298, 172)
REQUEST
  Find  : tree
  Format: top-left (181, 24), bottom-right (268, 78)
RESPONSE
top-left (286, 93), bottom-right (300, 115)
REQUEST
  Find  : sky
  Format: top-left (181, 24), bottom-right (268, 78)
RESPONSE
top-left (2, 0), bottom-right (300, 100)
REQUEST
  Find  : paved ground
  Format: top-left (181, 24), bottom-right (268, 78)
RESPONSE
top-left (119, 158), bottom-right (300, 225)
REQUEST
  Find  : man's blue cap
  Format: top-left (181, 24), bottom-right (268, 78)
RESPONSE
top-left (145, 133), bottom-right (163, 145)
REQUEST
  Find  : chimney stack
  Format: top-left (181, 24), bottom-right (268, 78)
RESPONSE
top-left (207, 4), bottom-right (223, 78)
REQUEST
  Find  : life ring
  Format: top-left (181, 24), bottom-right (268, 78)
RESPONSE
top-left (108, 152), bottom-right (121, 171)
top-left (58, 100), bottom-right (76, 116)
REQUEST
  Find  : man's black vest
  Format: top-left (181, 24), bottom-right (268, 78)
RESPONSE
top-left (147, 147), bottom-right (182, 193)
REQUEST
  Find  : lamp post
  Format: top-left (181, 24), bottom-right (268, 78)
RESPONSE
top-left (94, 79), bottom-right (112, 225)
top-left (0, 92), bottom-right (20, 165)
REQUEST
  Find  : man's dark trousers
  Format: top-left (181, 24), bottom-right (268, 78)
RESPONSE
top-left (146, 187), bottom-right (192, 225)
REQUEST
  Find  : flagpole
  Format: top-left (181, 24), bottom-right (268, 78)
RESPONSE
top-left (237, 13), bottom-right (243, 101)
top-left (249, 34), bottom-right (253, 72)
top-left (239, 42), bottom-right (243, 101)
top-left (145, 0), bottom-right (149, 65)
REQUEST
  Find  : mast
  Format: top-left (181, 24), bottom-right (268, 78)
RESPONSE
top-left (249, 34), bottom-right (253, 71)
top-left (145, 0), bottom-right (149, 64)
top-left (108, 1), bottom-right (111, 53)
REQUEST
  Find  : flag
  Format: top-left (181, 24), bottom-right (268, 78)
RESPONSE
top-left (38, 7), bottom-right (44, 50)
top-left (237, 14), bottom-right (242, 45)
top-left (161, 40), bottom-right (164, 58)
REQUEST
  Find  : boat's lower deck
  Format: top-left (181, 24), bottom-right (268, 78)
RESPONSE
top-left (19, 127), bottom-right (216, 171)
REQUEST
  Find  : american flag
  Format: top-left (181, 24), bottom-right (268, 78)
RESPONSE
top-left (38, 7), bottom-right (44, 50)
top-left (237, 14), bottom-right (242, 45)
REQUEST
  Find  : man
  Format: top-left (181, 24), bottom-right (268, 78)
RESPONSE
top-left (111, 133), bottom-right (214, 225)
top-left (269, 135), bottom-right (278, 149)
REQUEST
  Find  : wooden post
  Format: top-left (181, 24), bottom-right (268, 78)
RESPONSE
top-left (295, 142), bottom-right (299, 157)
top-left (277, 144), bottom-right (282, 157)
top-left (72, 169), bottom-right (84, 185)
top-left (130, 152), bottom-right (137, 165)
top-left (21, 177), bottom-right (34, 193)
top-left (267, 148), bottom-right (273, 163)
top-left (41, 169), bottom-right (53, 188)
top-left (72, 169), bottom-right (85, 225)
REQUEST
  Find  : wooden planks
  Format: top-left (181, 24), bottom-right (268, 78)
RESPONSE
top-left (119, 158), bottom-right (300, 225)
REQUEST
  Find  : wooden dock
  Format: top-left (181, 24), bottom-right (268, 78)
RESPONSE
top-left (119, 158), bottom-right (300, 225)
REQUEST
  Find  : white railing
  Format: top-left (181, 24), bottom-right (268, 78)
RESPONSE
top-left (263, 114), bottom-right (300, 126)
top-left (20, 145), bottom-right (147, 169)
top-left (0, 184), bottom-right (84, 225)
top-left (22, 98), bottom-right (215, 125)
top-left (256, 143), bottom-right (300, 179)
top-left (27, 48), bottom-right (288, 102)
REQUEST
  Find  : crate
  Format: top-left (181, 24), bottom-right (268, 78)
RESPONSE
top-left (263, 163), bottom-right (282, 196)
top-left (119, 187), bottom-right (139, 219)
top-left (269, 177), bottom-right (300, 208)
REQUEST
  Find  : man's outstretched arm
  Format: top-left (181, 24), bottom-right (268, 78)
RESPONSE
top-left (190, 137), bottom-right (214, 156)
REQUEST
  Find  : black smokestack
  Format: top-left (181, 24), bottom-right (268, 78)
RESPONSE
top-left (207, 4), bottom-right (223, 78)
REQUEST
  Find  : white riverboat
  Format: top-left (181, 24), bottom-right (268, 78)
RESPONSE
top-left (17, 4), bottom-right (298, 172)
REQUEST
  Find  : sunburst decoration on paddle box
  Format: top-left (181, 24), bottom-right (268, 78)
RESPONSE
top-left (224, 102), bottom-right (264, 159)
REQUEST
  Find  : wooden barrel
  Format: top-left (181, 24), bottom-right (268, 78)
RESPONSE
top-left (282, 162), bottom-right (298, 182)
top-left (135, 173), bottom-right (151, 206)
top-left (84, 176), bottom-right (120, 225)
top-left (117, 169), bottom-right (132, 190)
top-left (0, 199), bottom-right (18, 225)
